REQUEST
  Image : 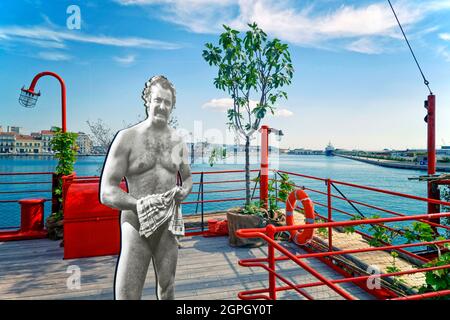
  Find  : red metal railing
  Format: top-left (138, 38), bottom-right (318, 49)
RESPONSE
top-left (0, 172), bottom-right (53, 240)
top-left (3, 169), bottom-right (450, 300)
top-left (0, 169), bottom-right (260, 237)
top-left (237, 211), bottom-right (450, 300)
top-left (236, 170), bottom-right (450, 300)
top-left (0, 172), bottom-right (53, 230)
top-left (274, 170), bottom-right (450, 259)
top-left (60, 169), bottom-right (261, 236)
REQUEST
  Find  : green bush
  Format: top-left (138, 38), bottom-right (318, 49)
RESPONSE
top-left (49, 128), bottom-right (78, 219)
top-left (419, 252), bottom-right (450, 299)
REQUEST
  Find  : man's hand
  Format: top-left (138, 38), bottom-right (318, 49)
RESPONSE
top-left (174, 187), bottom-right (188, 205)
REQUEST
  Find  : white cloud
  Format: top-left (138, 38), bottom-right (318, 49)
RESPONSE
top-left (115, 0), bottom-right (237, 33)
top-left (425, 1), bottom-right (450, 11)
top-left (202, 98), bottom-right (260, 112)
top-left (202, 98), bottom-right (234, 112)
top-left (437, 46), bottom-right (450, 62)
top-left (0, 25), bottom-right (181, 50)
top-left (113, 54), bottom-right (136, 65)
top-left (274, 108), bottom-right (293, 118)
top-left (346, 38), bottom-right (383, 54)
top-left (115, 0), bottom-right (449, 54)
top-left (202, 97), bottom-right (293, 117)
top-left (37, 51), bottom-right (72, 61)
top-left (439, 33), bottom-right (450, 41)
top-left (230, 0), bottom-right (425, 48)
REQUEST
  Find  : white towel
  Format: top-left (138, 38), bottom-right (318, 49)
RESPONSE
top-left (136, 186), bottom-right (185, 238)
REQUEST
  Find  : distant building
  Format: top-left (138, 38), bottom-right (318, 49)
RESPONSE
top-left (437, 146), bottom-right (450, 160)
top-left (7, 126), bottom-right (21, 134)
top-left (416, 155), bottom-right (428, 165)
top-left (288, 148), bottom-right (323, 155)
top-left (14, 134), bottom-right (42, 154)
top-left (40, 130), bottom-right (55, 154)
top-left (30, 132), bottom-right (41, 139)
top-left (76, 132), bottom-right (93, 155)
top-left (0, 132), bottom-right (16, 153)
top-left (92, 145), bottom-right (106, 154)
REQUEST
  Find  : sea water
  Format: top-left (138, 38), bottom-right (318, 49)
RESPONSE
top-left (0, 154), bottom-right (430, 231)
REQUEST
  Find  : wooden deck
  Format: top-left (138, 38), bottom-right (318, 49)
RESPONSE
top-left (0, 235), bottom-right (374, 300)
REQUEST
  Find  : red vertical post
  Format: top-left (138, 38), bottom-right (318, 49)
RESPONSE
top-left (327, 179), bottom-right (333, 252)
top-left (266, 224), bottom-right (276, 300)
top-left (427, 94), bottom-right (438, 216)
top-left (427, 94), bottom-right (436, 176)
top-left (61, 77), bottom-right (67, 133)
top-left (260, 125), bottom-right (270, 209)
top-left (19, 199), bottom-right (45, 232)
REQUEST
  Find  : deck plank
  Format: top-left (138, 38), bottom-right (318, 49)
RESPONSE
top-left (0, 236), bottom-right (373, 300)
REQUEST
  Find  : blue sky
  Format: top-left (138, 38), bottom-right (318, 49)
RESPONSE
top-left (1, 0), bottom-right (450, 150)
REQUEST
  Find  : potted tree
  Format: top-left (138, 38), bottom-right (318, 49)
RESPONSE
top-left (227, 173), bottom-right (294, 246)
top-left (203, 23), bottom-right (294, 246)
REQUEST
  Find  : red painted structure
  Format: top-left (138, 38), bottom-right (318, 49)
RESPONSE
top-left (427, 94), bottom-right (436, 176)
top-left (259, 125), bottom-right (269, 208)
top-left (0, 199), bottom-right (47, 241)
top-left (22, 71), bottom-right (67, 132)
top-left (0, 172), bottom-right (52, 241)
top-left (235, 168), bottom-right (450, 300)
top-left (259, 125), bottom-right (283, 208)
top-left (237, 208), bottom-right (450, 300)
top-left (206, 219), bottom-right (229, 236)
top-left (62, 175), bottom-right (126, 259)
top-left (61, 170), bottom-right (260, 258)
top-left (426, 94), bottom-right (440, 219)
top-left (1, 167), bottom-right (450, 299)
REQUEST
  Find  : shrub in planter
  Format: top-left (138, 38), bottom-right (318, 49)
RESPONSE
top-left (45, 128), bottom-right (78, 241)
top-left (227, 173), bottom-right (293, 247)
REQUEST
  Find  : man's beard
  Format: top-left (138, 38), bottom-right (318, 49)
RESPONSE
top-left (145, 107), bottom-right (169, 126)
top-left (152, 111), bottom-right (169, 127)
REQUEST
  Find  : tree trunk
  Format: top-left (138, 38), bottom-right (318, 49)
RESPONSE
top-left (245, 135), bottom-right (251, 206)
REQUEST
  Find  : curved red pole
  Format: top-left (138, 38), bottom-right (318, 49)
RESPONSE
top-left (26, 71), bottom-right (67, 133)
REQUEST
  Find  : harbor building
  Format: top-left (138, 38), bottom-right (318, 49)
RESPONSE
top-left (0, 132), bottom-right (16, 154)
top-left (40, 130), bottom-right (55, 154)
top-left (30, 129), bottom-right (55, 154)
top-left (76, 132), bottom-right (93, 155)
top-left (288, 148), bottom-right (323, 155)
top-left (14, 134), bottom-right (42, 154)
top-left (6, 126), bottom-right (21, 134)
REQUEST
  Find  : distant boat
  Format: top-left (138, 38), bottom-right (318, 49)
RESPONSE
top-left (325, 142), bottom-right (335, 156)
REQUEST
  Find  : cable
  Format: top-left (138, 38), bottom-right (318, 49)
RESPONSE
top-left (387, 0), bottom-right (432, 94)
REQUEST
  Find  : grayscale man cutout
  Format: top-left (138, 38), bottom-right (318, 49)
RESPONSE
top-left (100, 75), bottom-right (193, 300)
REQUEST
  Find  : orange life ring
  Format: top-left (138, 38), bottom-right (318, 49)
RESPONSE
top-left (285, 189), bottom-right (315, 245)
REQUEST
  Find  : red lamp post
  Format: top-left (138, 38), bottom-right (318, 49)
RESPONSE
top-left (425, 94), bottom-right (440, 219)
top-left (260, 125), bottom-right (270, 208)
top-left (260, 125), bottom-right (283, 209)
top-left (19, 71), bottom-right (67, 133)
